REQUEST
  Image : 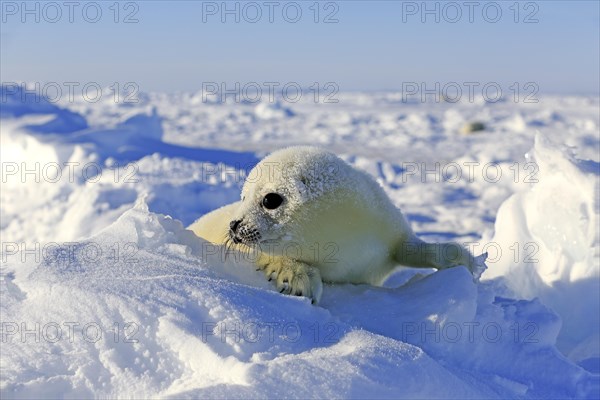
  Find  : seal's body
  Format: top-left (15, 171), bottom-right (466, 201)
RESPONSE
top-left (189, 147), bottom-right (484, 303)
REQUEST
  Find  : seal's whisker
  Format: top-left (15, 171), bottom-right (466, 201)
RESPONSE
top-left (224, 236), bottom-right (233, 262)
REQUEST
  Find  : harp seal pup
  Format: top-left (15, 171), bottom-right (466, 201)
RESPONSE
top-left (188, 147), bottom-right (486, 304)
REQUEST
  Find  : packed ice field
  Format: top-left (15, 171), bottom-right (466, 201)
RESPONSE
top-left (1, 85), bottom-right (598, 398)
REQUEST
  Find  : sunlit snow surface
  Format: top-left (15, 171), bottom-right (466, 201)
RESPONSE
top-left (1, 87), bottom-right (599, 398)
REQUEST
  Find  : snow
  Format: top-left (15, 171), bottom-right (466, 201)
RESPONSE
top-left (485, 134), bottom-right (600, 369)
top-left (1, 86), bottom-right (599, 398)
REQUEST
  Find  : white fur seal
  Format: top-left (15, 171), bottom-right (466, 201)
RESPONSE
top-left (189, 147), bottom-right (486, 304)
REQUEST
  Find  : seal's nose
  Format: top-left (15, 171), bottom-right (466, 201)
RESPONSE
top-left (229, 219), bottom-right (241, 233)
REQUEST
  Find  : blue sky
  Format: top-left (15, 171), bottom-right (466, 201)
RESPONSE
top-left (1, 1), bottom-right (599, 94)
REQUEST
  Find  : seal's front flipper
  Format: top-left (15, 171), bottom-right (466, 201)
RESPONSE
top-left (265, 258), bottom-right (323, 304)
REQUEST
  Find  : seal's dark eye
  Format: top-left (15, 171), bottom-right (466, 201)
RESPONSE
top-left (262, 193), bottom-right (283, 210)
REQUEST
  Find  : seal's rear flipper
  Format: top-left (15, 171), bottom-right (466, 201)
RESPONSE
top-left (394, 240), bottom-right (488, 282)
top-left (471, 252), bottom-right (488, 282)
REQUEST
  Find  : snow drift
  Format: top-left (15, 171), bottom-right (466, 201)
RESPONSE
top-left (486, 134), bottom-right (600, 372)
top-left (2, 200), bottom-right (595, 398)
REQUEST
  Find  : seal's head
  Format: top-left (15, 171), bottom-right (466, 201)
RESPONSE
top-left (227, 146), bottom-right (348, 250)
